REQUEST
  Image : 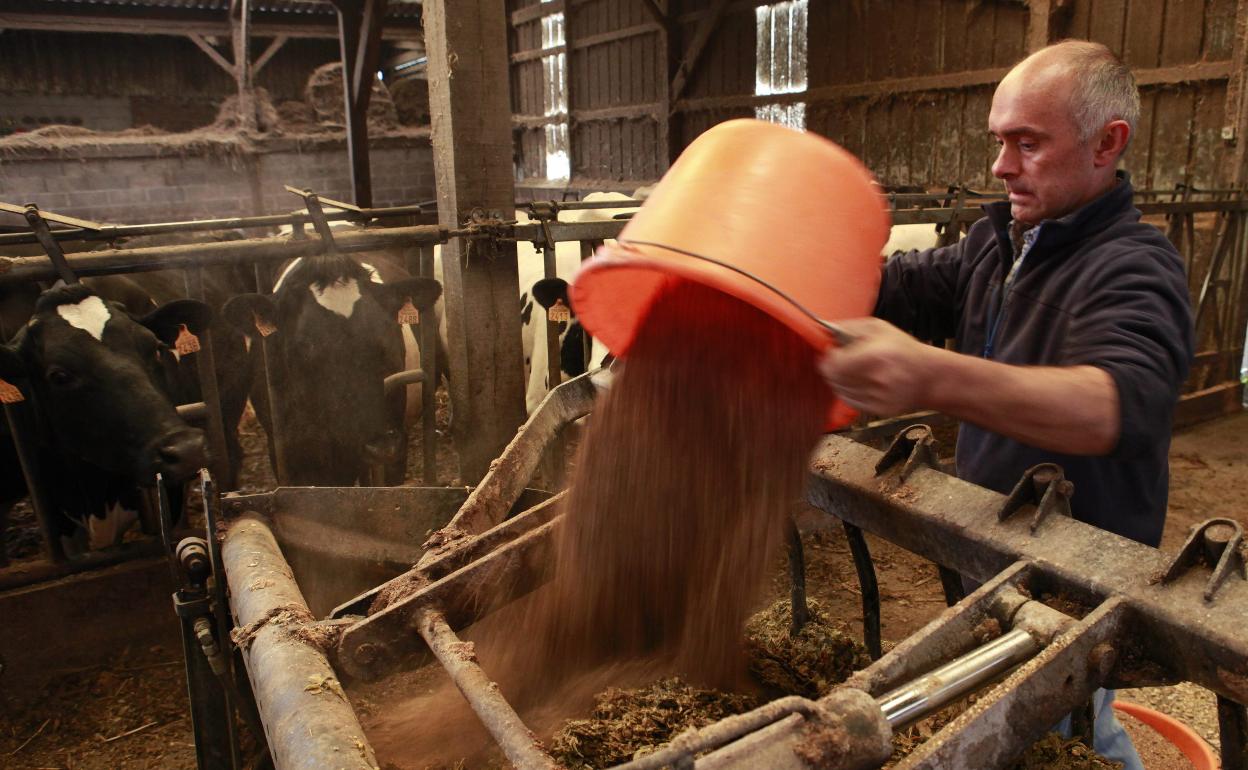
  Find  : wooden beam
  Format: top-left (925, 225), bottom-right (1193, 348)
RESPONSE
top-left (252, 34), bottom-right (289, 76)
top-left (512, 103), bottom-right (665, 128)
top-left (510, 0), bottom-right (564, 26)
top-left (661, 0), bottom-right (680, 166)
top-left (640, 0), bottom-right (669, 26)
top-left (674, 61), bottom-right (1235, 114)
top-left (1174, 381), bottom-right (1244, 428)
top-left (510, 23), bottom-right (662, 63)
top-left (669, 0), bottom-right (729, 107)
top-left (232, 0), bottom-right (254, 132)
top-left (425, 0), bottom-right (526, 483)
top-left (1226, 0), bottom-right (1248, 186)
top-left (185, 32), bottom-right (236, 76)
top-left (1027, 0), bottom-right (1052, 53)
top-left (0, 11), bottom-right (419, 40)
top-left (351, 0), bottom-right (387, 114)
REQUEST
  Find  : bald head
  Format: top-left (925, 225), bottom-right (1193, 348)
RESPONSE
top-left (1006, 40), bottom-right (1140, 148)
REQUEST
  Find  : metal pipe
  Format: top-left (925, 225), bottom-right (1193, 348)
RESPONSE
top-left (0, 205), bottom-right (428, 248)
top-left (176, 401), bottom-right (209, 424)
top-left (414, 608), bottom-right (559, 770)
top-left (184, 266), bottom-right (232, 487)
top-left (417, 242), bottom-right (438, 484)
top-left (382, 368), bottom-right (425, 395)
top-left (0, 224), bottom-right (451, 285)
top-left (842, 521), bottom-right (882, 660)
top-left (875, 628), bottom-right (1039, 729)
top-left (222, 513), bottom-right (380, 770)
top-left (3, 401), bottom-right (64, 563)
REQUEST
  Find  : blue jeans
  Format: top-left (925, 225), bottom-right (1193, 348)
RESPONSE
top-left (1053, 689), bottom-right (1144, 770)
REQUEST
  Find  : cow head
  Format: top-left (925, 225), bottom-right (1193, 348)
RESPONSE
top-left (223, 255), bottom-right (442, 485)
top-left (0, 284), bottom-right (209, 486)
top-left (531, 277), bottom-right (614, 379)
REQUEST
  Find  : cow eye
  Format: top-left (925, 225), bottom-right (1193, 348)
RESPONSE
top-left (46, 366), bottom-right (78, 388)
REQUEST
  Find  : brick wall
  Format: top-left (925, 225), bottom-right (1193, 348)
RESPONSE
top-left (0, 132), bottom-right (435, 225)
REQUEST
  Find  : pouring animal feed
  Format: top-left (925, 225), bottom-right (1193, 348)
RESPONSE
top-left (368, 120), bottom-right (890, 768)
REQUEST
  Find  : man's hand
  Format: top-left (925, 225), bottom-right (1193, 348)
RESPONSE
top-left (819, 318), bottom-right (1121, 455)
top-left (817, 318), bottom-right (935, 416)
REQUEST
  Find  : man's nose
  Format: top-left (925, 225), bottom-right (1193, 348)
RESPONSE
top-left (992, 145), bottom-right (1016, 179)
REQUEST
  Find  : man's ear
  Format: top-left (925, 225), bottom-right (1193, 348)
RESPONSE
top-left (139, 299), bottom-right (213, 345)
top-left (375, 278), bottom-right (443, 316)
top-left (1093, 119), bottom-right (1131, 167)
top-left (222, 294), bottom-right (279, 338)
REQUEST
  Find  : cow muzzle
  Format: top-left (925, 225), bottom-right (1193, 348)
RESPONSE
top-left (145, 427), bottom-right (208, 484)
top-left (362, 429), bottom-right (404, 466)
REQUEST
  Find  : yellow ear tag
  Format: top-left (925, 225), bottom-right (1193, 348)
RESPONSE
top-left (0, 377), bottom-right (23, 404)
top-left (254, 313), bottom-right (277, 338)
top-left (547, 299), bottom-right (571, 323)
top-left (397, 299), bottom-right (420, 325)
top-left (175, 324), bottom-right (201, 355)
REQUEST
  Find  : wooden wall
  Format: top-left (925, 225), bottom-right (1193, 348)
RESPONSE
top-left (508, 0), bottom-right (1248, 194)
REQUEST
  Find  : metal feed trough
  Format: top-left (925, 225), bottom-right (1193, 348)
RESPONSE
top-left (170, 372), bottom-right (1248, 770)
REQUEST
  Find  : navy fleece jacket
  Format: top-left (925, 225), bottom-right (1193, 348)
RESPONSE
top-left (876, 172), bottom-right (1193, 546)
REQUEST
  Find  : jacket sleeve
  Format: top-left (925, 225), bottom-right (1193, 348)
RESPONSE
top-left (874, 238), bottom-right (967, 343)
top-left (1059, 239), bottom-right (1194, 460)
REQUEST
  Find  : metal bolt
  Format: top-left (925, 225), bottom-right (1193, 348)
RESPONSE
top-left (1088, 643), bottom-right (1117, 682)
top-left (354, 643), bottom-right (380, 666)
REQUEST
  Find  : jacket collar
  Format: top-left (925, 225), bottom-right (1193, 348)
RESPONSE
top-left (982, 170), bottom-right (1136, 263)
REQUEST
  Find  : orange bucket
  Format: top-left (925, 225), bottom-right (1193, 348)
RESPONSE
top-left (570, 118), bottom-right (889, 428)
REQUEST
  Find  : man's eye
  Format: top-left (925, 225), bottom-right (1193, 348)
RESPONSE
top-left (1019, 142), bottom-right (1037, 151)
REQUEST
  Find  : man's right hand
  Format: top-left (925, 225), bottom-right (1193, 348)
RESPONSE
top-left (817, 317), bottom-right (935, 416)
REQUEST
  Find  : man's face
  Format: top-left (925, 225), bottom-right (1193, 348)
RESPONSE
top-left (988, 67), bottom-right (1100, 225)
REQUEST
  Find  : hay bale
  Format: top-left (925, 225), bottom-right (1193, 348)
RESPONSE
top-left (275, 100), bottom-right (323, 134)
top-left (549, 678), bottom-right (759, 769)
top-left (305, 62), bottom-right (399, 131)
top-left (744, 599), bottom-right (871, 698)
top-left (211, 87), bottom-right (282, 134)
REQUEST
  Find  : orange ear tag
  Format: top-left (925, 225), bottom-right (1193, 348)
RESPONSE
top-left (175, 324), bottom-right (201, 355)
top-left (0, 377), bottom-right (23, 404)
top-left (397, 299), bottom-right (420, 325)
top-left (254, 313), bottom-right (277, 338)
top-left (547, 299), bottom-right (571, 323)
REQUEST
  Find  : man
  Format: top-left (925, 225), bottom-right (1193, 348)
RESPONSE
top-left (820, 40), bottom-right (1194, 768)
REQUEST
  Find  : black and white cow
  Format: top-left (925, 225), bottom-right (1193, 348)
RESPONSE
top-left (516, 191), bottom-right (632, 412)
top-left (223, 254), bottom-right (442, 486)
top-left (0, 284), bottom-right (210, 560)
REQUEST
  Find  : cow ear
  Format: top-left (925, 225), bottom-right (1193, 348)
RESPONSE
top-left (0, 344), bottom-right (27, 383)
top-left (532, 278), bottom-right (571, 311)
top-left (140, 299), bottom-right (214, 345)
top-left (222, 294), bottom-right (278, 338)
top-left (377, 278), bottom-right (442, 315)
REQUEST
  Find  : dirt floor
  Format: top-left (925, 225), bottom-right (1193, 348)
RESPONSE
top-left (1, 408), bottom-right (1244, 768)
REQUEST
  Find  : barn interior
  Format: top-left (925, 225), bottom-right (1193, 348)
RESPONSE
top-left (1, 1), bottom-right (1247, 769)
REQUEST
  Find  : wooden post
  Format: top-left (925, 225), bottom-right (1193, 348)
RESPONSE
top-left (231, 0), bottom-right (256, 132)
top-left (424, 0), bottom-right (527, 483)
top-left (1026, 0), bottom-right (1052, 54)
top-left (1225, 0), bottom-right (1248, 187)
top-left (331, 0), bottom-right (387, 207)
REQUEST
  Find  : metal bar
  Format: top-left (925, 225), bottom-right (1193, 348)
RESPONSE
top-left (221, 513), bottom-right (380, 770)
top-left (337, 514), bottom-right (561, 681)
top-left (1219, 695), bottom-right (1248, 770)
top-left (877, 628), bottom-right (1039, 729)
top-left (842, 521), bottom-right (882, 660)
top-left (0, 205), bottom-right (427, 248)
top-left (0, 224), bottom-right (449, 285)
top-left (418, 243), bottom-right (438, 484)
top-left (382, 368), bottom-right (424, 395)
top-left (415, 371), bottom-right (597, 571)
top-left (414, 608), bottom-right (559, 770)
top-left (785, 518), bottom-right (810, 634)
top-left (3, 402), bottom-right (64, 564)
top-left (184, 267), bottom-right (232, 487)
top-left (539, 238), bottom-right (565, 489)
top-left (807, 433), bottom-right (1248, 702)
top-left (938, 564), bottom-right (966, 606)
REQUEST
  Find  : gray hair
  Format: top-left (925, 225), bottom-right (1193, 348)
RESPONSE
top-left (1032, 40), bottom-right (1141, 147)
